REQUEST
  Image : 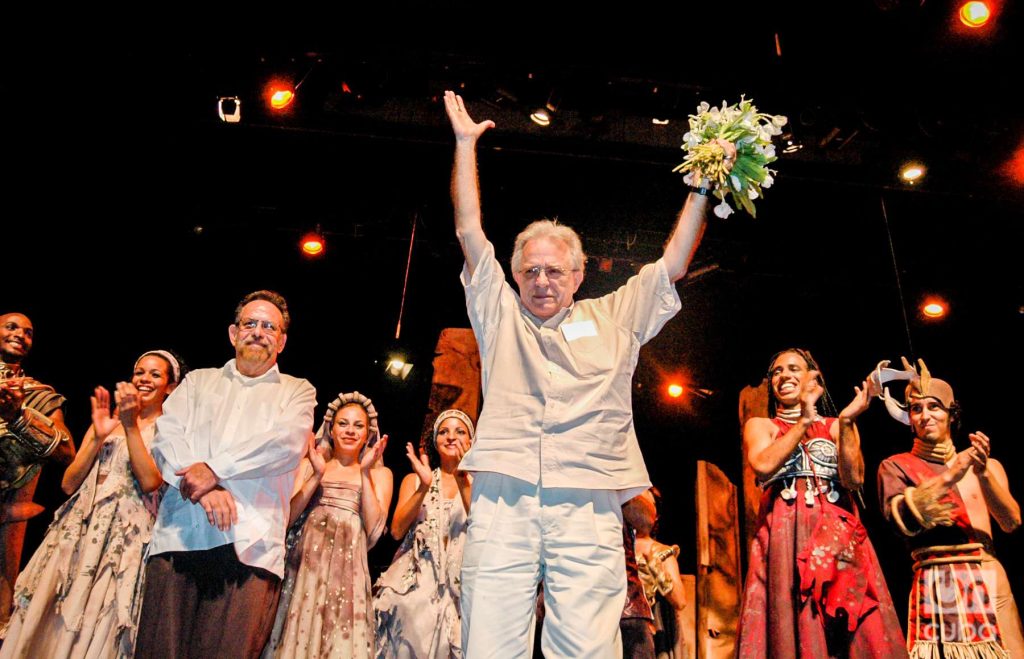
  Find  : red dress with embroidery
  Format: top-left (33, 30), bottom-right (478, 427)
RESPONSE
top-left (736, 417), bottom-right (907, 658)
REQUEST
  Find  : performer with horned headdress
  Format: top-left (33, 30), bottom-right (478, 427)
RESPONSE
top-left (876, 358), bottom-right (1023, 658)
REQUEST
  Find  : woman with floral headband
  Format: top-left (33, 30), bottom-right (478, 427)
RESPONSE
top-left (0, 349), bottom-right (186, 658)
top-left (736, 348), bottom-right (906, 658)
top-left (374, 409), bottom-right (475, 658)
top-left (264, 391), bottom-right (392, 659)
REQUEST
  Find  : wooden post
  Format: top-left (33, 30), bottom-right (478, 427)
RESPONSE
top-left (737, 379), bottom-right (769, 557)
top-left (676, 574), bottom-right (697, 659)
top-left (695, 461), bottom-right (742, 659)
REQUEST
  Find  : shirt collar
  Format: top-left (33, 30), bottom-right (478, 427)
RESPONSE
top-left (223, 359), bottom-right (281, 385)
top-left (522, 300), bottom-right (575, 328)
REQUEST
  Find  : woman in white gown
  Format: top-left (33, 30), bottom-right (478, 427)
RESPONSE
top-left (374, 409), bottom-right (474, 659)
top-left (0, 350), bottom-right (183, 658)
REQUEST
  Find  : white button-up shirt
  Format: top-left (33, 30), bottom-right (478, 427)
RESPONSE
top-left (460, 242), bottom-right (681, 502)
top-left (148, 360), bottom-right (316, 578)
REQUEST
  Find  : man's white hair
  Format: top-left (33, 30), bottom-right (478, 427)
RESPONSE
top-left (510, 219), bottom-right (587, 273)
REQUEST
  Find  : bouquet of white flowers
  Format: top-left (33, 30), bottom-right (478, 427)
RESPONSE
top-left (673, 97), bottom-right (787, 218)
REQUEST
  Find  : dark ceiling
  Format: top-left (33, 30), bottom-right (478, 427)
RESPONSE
top-left (153, 1), bottom-right (1024, 200)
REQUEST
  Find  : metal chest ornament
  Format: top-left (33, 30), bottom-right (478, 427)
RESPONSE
top-left (764, 433), bottom-right (841, 506)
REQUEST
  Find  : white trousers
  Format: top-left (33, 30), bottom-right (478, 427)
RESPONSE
top-left (460, 471), bottom-right (625, 659)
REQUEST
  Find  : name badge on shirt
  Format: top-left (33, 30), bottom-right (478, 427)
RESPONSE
top-left (561, 320), bottom-right (598, 342)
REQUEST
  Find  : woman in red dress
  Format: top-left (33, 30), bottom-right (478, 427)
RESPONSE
top-left (736, 348), bottom-right (906, 658)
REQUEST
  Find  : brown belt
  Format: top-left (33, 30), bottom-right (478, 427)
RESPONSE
top-left (911, 542), bottom-right (985, 570)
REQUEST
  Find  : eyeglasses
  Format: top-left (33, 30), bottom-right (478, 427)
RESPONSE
top-left (236, 318), bottom-right (281, 334)
top-left (520, 265), bottom-right (576, 282)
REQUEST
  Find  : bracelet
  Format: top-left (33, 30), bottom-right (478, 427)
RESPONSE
top-left (903, 486), bottom-right (935, 530)
top-left (8, 411), bottom-right (63, 458)
top-left (688, 185), bottom-right (710, 197)
top-left (889, 494), bottom-right (920, 537)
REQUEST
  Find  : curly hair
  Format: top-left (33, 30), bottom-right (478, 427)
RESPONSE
top-left (314, 391), bottom-right (380, 461)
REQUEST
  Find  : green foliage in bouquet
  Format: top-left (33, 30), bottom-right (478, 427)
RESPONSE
top-left (672, 97), bottom-right (787, 218)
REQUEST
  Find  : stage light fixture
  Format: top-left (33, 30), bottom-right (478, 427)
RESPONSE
top-left (530, 90), bottom-right (559, 127)
top-left (921, 298), bottom-right (948, 319)
top-left (780, 130), bottom-right (803, 154)
top-left (385, 357), bottom-right (414, 380)
top-left (300, 227), bottom-right (326, 257)
top-left (270, 89), bottom-right (294, 110)
top-left (265, 79), bottom-right (296, 111)
top-left (900, 163), bottom-right (926, 184)
top-left (959, 1), bottom-right (991, 27)
top-left (217, 96), bottom-right (241, 123)
top-left (530, 106), bottom-right (553, 126)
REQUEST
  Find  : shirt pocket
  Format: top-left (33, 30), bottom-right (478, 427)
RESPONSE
top-left (567, 324), bottom-right (633, 378)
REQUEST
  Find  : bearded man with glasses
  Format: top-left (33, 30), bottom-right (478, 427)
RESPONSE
top-left (135, 290), bottom-right (316, 659)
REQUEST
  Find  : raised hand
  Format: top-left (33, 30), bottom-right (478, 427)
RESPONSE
top-left (968, 431), bottom-right (991, 475)
top-left (115, 382), bottom-right (142, 429)
top-left (405, 442), bottom-right (433, 489)
top-left (839, 376), bottom-right (880, 421)
top-left (690, 137), bottom-right (738, 186)
top-left (453, 435), bottom-right (472, 485)
top-left (307, 434), bottom-right (327, 479)
top-left (90, 386), bottom-right (120, 441)
top-left (361, 433), bottom-right (389, 472)
top-left (799, 370), bottom-right (823, 421)
top-left (946, 448), bottom-right (978, 484)
top-left (714, 138), bottom-right (738, 172)
top-left (0, 378), bottom-right (26, 422)
top-left (444, 90), bottom-right (494, 143)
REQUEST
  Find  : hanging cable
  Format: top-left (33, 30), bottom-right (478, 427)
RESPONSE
top-left (395, 212), bottom-right (417, 340)
top-left (880, 195), bottom-right (915, 357)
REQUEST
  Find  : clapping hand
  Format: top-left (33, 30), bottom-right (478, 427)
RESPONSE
top-left (307, 434), bottom-right (327, 479)
top-left (360, 434), bottom-right (389, 472)
top-left (453, 436), bottom-right (472, 484)
top-left (799, 370), bottom-right (824, 422)
top-left (405, 442), bottom-right (433, 489)
top-left (968, 432), bottom-right (991, 475)
top-left (0, 378), bottom-right (26, 422)
top-left (115, 382), bottom-right (142, 429)
top-left (90, 386), bottom-right (120, 441)
top-left (839, 376), bottom-right (881, 421)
